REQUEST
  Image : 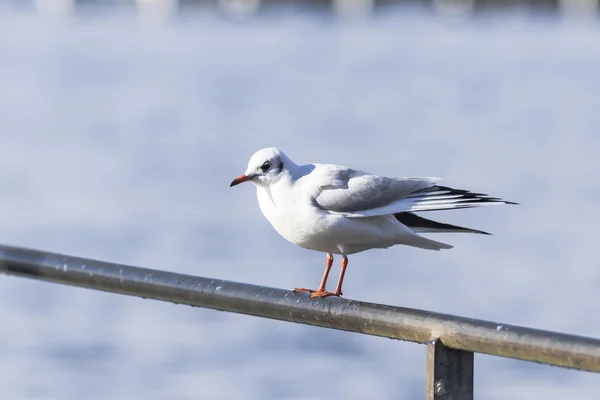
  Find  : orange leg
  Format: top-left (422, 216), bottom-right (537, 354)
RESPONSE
top-left (294, 253), bottom-right (333, 294)
top-left (309, 255), bottom-right (348, 299)
top-left (333, 255), bottom-right (348, 296)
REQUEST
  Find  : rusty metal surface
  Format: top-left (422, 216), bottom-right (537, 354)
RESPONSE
top-left (1, 244), bottom-right (600, 373)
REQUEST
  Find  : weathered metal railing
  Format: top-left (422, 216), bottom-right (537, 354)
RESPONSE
top-left (1, 244), bottom-right (599, 399)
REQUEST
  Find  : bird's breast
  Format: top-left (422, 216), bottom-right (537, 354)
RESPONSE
top-left (256, 186), bottom-right (325, 249)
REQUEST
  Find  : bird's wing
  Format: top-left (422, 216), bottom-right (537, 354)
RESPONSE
top-left (311, 165), bottom-right (514, 218)
top-left (311, 166), bottom-right (438, 217)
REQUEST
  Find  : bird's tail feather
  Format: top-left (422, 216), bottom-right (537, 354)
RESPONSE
top-left (400, 234), bottom-right (454, 251)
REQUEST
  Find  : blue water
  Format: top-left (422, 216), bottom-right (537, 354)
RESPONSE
top-left (0, 8), bottom-right (599, 400)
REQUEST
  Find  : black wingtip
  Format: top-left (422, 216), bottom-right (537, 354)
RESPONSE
top-left (417, 186), bottom-right (519, 207)
top-left (395, 212), bottom-right (493, 235)
top-left (461, 226), bottom-right (492, 235)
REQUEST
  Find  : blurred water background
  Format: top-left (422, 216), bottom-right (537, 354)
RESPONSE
top-left (0, 1), bottom-right (599, 399)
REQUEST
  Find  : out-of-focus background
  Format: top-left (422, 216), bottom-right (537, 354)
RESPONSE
top-left (0, 0), bottom-right (599, 399)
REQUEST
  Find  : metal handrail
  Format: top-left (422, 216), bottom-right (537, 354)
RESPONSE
top-left (1, 244), bottom-right (599, 398)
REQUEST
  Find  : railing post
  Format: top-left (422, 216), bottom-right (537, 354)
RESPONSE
top-left (427, 339), bottom-right (474, 400)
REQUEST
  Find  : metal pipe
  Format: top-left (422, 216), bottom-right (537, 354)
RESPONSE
top-left (1, 244), bottom-right (599, 373)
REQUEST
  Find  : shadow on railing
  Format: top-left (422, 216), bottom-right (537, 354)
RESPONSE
top-left (1, 244), bottom-right (599, 399)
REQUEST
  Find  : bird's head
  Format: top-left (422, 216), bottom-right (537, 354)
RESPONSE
top-left (230, 147), bottom-right (287, 188)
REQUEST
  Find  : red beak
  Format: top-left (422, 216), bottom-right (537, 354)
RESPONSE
top-left (230, 174), bottom-right (254, 187)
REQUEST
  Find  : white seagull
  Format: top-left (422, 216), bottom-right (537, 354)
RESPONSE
top-left (230, 147), bottom-right (516, 299)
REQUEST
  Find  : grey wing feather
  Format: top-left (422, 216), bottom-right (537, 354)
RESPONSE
top-left (313, 167), bottom-right (439, 214)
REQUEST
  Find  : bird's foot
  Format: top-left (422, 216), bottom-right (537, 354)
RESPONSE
top-left (293, 288), bottom-right (342, 298)
top-left (309, 290), bottom-right (342, 299)
top-left (293, 288), bottom-right (317, 293)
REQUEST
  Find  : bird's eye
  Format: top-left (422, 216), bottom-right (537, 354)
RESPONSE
top-left (260, 162), bottom-right (271, 172)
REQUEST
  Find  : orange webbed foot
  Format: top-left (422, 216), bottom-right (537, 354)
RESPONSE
top-left (293, 288), bottom-right (317, 293)
top-left (309, 290), bottom-right (342, 299)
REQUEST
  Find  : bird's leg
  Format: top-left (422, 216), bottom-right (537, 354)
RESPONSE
top-left (309, 255), bottom-right (347, 299)
top-left (294, 253), bottom-right (333, 294)
top-left (332, 255), bottom-right (348, 296)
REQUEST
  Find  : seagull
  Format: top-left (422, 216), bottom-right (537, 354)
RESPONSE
top-left (230, 147), bottom-right (516, 299)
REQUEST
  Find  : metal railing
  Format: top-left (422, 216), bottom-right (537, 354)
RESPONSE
top-left (1, 244), bottom-right (599, 399)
